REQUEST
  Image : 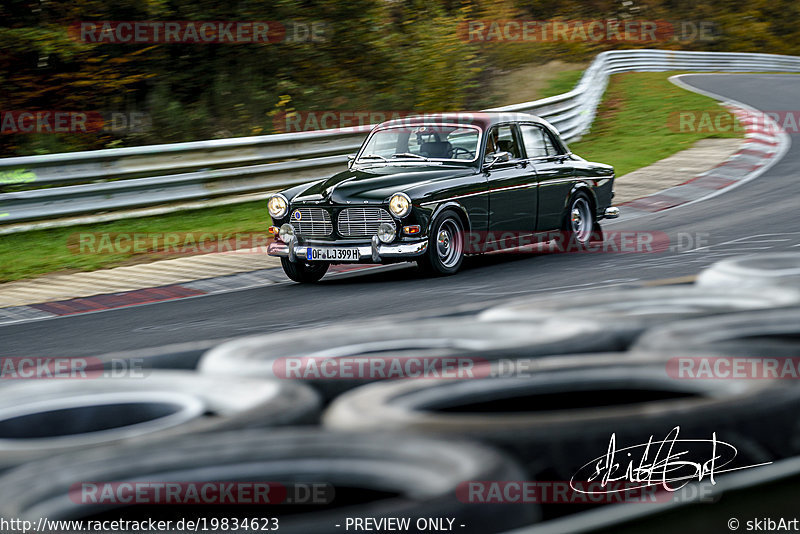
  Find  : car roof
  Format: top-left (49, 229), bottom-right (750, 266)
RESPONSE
top-left (376, 111), bottom-right (554, 131)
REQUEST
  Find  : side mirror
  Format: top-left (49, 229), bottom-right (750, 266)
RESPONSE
top-left (482, 151), bottom-right (512, 170)
top-left (347, 154), bottom-right (356, 168)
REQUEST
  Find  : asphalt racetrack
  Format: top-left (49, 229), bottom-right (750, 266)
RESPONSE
top-left (2, 74), bottom-right (799, 359)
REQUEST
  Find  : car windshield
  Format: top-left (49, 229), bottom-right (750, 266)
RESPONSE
top-left (358, 125), bottom-right (480, 163)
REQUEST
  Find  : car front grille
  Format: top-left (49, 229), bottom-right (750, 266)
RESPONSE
top-left (290, 208), bottom-right (333, 237)
top-left (337, 207), bottom-right (394, 238)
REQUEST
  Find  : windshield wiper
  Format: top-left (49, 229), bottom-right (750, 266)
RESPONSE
top-left (392, 153), bottom-right (429, 160)
top-left (359, 154), bottom-right (389, 161)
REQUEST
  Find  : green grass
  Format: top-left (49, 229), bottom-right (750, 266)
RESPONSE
top-left (569, 72), bottom-right (742, 177)
top-left (539, 69), bottom-right (585, 98)
top-left (0, 202), bottom-right (271, 282)
top-left (0, 71), bottom-right (742, 282)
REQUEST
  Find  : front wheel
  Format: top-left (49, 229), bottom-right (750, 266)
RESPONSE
top-left (562, 193), bottom-right (595, 246)
top-left (281, 258), bottom-right (329, 283)
top-left (417, 211), bottom-right (465, 276)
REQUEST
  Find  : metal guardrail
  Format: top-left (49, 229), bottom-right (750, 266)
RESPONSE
top-left (2, 48), bottom-right (800, 227)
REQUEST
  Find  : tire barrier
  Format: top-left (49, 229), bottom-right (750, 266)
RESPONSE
top-left (323, 359), bottom-right (800, 484)
top-left (86, 338), bottom-right (233, 372)
top-left (632, 307), bottom-right (800, 357)
top-left (499, 455), bottom-right (800, 534)
top-left (3, 252), bottom-right (797, 529)
top-left (479, 286), bottom-right (800, 347)
top-left (198, 318), bottom-right (624, 401)
top-left (0, 429), bottom-right (539, 534)
top-left (697, 252), bottom-right (800, 290)
top-left (0, 371), bottom-right (320, 470)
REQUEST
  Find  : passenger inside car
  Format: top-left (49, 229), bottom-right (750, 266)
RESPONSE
top-left (486, 125), bottom-right (522, 158)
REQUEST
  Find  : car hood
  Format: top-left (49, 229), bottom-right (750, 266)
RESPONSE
top-left (290, 164), bottom-right (476, 204)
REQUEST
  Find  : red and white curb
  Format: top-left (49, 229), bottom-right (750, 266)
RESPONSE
top-left (618, 74), bottom-right (791, 218)
top-left (0, 263), bottom-right (382, 326)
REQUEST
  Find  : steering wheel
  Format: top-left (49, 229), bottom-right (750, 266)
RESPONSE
top-left (449, 146), bottom-right (475, 159)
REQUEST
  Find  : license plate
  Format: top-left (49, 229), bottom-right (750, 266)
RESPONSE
top-left (306, 247), bottom-right (360, 261)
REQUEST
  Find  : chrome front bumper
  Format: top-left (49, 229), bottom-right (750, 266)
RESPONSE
top-left (267, 236), bottom-right (428, 263)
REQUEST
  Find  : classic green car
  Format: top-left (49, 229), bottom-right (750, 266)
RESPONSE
top-left (267, 112), bottom-right (618, 282)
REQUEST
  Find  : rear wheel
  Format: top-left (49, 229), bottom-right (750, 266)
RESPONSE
top-left (417, 210), bottom-right (465, 276)
top-left (280, 258), bottom-right (329, 283)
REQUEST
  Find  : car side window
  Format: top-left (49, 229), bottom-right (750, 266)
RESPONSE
top-left (542, 130), bottom-right (561, 155)
top-left (520, 125), bottom-right (548, 158)
top-left (486, 125), bottom-right (522, 159)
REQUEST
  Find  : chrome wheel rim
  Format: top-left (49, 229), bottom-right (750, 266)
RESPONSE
top-left (570, 198), bottom-right (593, 243)
top-left (436, 219), bottom-right (463, 268)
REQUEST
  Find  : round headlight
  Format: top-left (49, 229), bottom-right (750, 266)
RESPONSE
top-left (268, 194), bottom-right (288, 219)
top-left (278, 223), bottom-right (295, 243)
top-left (377, 222), bottom-right (396, 244)
top-left (388, 193), bottom-right (411, 218)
